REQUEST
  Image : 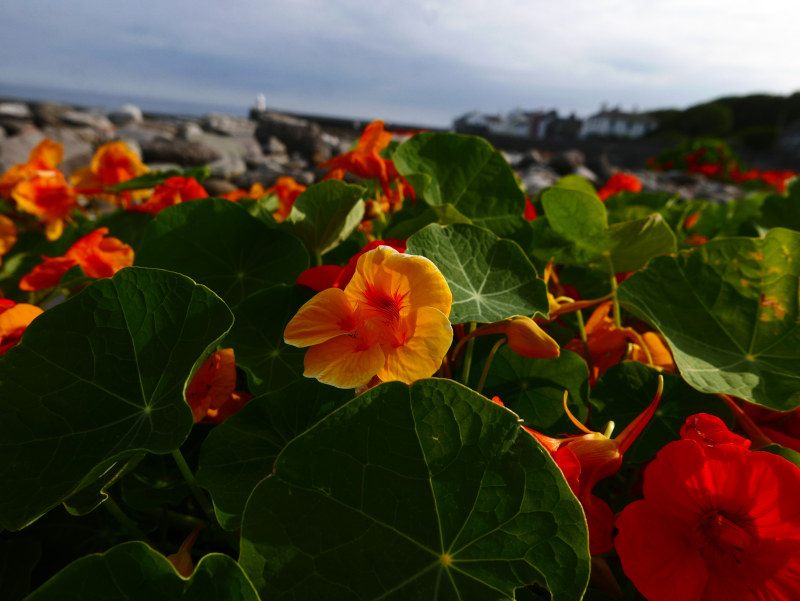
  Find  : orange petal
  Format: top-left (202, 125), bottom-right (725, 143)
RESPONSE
top-left (284, 287), bottom-right (359, 347)
top-left (0, 215), bottom-right (17, 256)
top-left (358, 120), bottom-right (393, 155)
top-left (504, 316), bottom-right (560, 359)
top-left (303, 332), bottom-right (385, 389)
top-left (166, 525), bottom-right (202, 577)
top-left (19, 256), bottom-right (78, 291)
top-left (29, 138), bottom-right (64, 170)
top-left (376, 306), bottom-right (453, 384)
top-left (0, 303), bottom-right (43, 344)
top-left (44, 219), bottom-right (65, 241)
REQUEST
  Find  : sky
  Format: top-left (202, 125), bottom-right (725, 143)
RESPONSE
top-left (1, 0), bottom-right (799, 127)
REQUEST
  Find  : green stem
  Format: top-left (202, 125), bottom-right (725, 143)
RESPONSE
top-left (314, 250), bottom-right (324, 267)
top-left (461, 322), bottom-right (478, 385)
top-left (604, 253), bottom-right (622, 329)
top-left (575, 308), bottom-right (593, 376)
top-left (104, 495), bottom-right (152, 545)
top-left (477, 338), bottom-right (506, 395)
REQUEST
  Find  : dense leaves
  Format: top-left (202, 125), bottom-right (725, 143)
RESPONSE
top-left (239, 379), bottom-right (590, 601)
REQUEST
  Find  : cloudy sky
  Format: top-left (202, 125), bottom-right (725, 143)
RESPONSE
top-left (1, 0), bottom-right (798, 126)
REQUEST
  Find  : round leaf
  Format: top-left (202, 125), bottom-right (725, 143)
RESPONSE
top-left (239, 379), bottom-right (590, 601)
top-left (618, 228), bottom-right (800, 410)
top-left (406, 223), bottom-right (549, 323)
top-left (0, 267), bottom-right (233, 530)
top-left (136, 197), bottom-right (308, 306)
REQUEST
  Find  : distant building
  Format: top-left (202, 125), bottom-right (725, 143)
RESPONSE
top-left (579, 106), bottom-right (658, 139)
top-left (453, 108), bottom-right (575, 140)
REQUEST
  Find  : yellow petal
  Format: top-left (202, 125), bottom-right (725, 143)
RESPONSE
top-left (0, 303), bottom-right (43, 342)
top-left (284, 287), bottom-right (359, 347)
top-left (0, 215), bottom-right (17, 255)
top-left (377, 307), bottom-right (453, 384)
top-left (44, 219), bottom-right (64, 241)
top-left (505, 316), bottom-right (560, 359)
top-left (345, 245), bottom-right (452, 319)
top-left (303, 333), bottom-right (385, 389)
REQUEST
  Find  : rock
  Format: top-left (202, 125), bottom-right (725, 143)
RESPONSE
top-left (0, 127), bottom-right (93, 175)
top-left (520, 165), bottom-right (559, 195)
top-left (119, 139), bottom-right (142, 160)
top-left (665, 171), bottom-right (702, 186)
top-left (180, 122), bottom-right (205, 140)
top-left (235, 166), bottom-right (314, 189)
top-left (200, 113), bottom-right (256, 137)
top-left (107, 104), bottom-right (143, 126)
top-left (0, 118), bottom-right (36, 136)
top-left (574, 165), bottom-right (598, 184)
top-left (0, 103), bottom-right (33, 120)
top-left (585, 153), bottom-right (614, 182)
top-left (116, 123), bottom-right (176, 145)
top-left (145, 162), bottom-right (182, 172)
top-left (29, 102), bottom-right (72, 127)
top-left (140, 138), bottom-right (221, 166)
top-left (549, 149), bottom-right (585, 176)
top-left (253, 111), bottom-right (332, 164)
top-left (516, 149), bottom-right (546, 170)
top-left (203, 178), bottom-right (238, 196)
top-left (208, 156), bottom-right (247, 180)
top-left (0, 127), bottom-right (5, 140)
top-left (60, 110), bottom-right (114, 131)
top-left (262, 136), bottom-right (287, 155)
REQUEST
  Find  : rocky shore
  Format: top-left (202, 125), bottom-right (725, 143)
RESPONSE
top-left (0, 100), bottom-right (744, 203)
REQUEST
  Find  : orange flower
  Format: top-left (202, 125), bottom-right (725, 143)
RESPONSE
top-left (0, 300), bottom-right (43, 356)
top-left (284, 246), bottom-right (453, 389)
top-left (185, 348), bottom-right (253, 424)
top-left (0, 138), bottom-right (63, 198)
top-left (166, 526), bottom-right (202, 577)
top-left (12, 171), bottom-right (79, 240)
top-left (684, 233), bottom-right (709, 247)
top-left (564, 301), bottom-right (673, 384)
top-left (262, 176), bottom-right (307, 223)
top-left (597, 173), bottom-right (642, 201)
top-left (19, 227), bottom-right (134, 291)
top-left (70, 141), bottom-right (150, 207)
top-left (453, 315), bottom-right (560, 360)
top-left (540, 259), bottom-right (610, 320)
top-left (129, 176), bottom-right (208, 215)
top-left (0, 215), bottom-right (17, 265)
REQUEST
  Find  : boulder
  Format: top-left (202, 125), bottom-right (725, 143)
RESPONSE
top-left (140, 138), bottom-right (221, 166)
top-left (0, 127), bottom-right (93, 175)
top-left (203, 178), bottom-right (238, 196)
top-left (516, 149), bottom-right (546, 170)
top-left (520, 165), bottom-right (559, 195)
top-left (548, 149), bottom-right (585, 176)
top-left (208, 156), bottom-right (247, 180)
top-left (253, 111), bottom-right (332, 164)
top-left (574, 165), bottom-right (598, 184)
top-left (262, 135), bottom-right (287, 156)
top-left (116, 123), bottom-right (177, 144)
top-left (0, 118), bottom-right (36, 136)
top-left (107, 104), bottom-right (143, 126)
top-left (200, 113), bottom-right (256, 137)
top-left (29, 102), bottom-right (72, 127)
top-left (0, 103), bottom-right (33, 120)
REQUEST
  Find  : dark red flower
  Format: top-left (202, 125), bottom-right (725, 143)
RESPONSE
top-left (524, 197), bottom-right (537, 221)
top-left (129, 176), bottom-right (208, 215)
top-left (616, 438), bottom-right (800, 601)
top-left (296, 239), bottom-right (406, 292)
top-left (597, 173), bottom-right (642, 201)
top-left (680, 413), bottom-right (751, 449)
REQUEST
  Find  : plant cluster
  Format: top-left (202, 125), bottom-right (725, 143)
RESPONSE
top-left (1, 121), bottom-right (799, 600)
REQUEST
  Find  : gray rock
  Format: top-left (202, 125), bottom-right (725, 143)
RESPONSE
top-left (208, 156), bottom-right (247, 180)
top-left (0, 127), bottom-right (5, 140)
top-left (180, 122), bottom-right (205, 140)
top-left (574, 165), bottom-right (598, 184)
top-left (516, 149), bottom-right (546, 170)
top-left (107, 104), bottom-right (143, 126)
top-left (262, 136), bottom-right (287, 155)
top-left (140, 138), bottom-right (221, 166)
top-left (585, 153), bottom-right (614, 182)
top-left (29, 102), bottom-right (72, 127)
top-left (200, 113), bottom-right (256, 137)
top-left (203, 178), bottom-right (238, 196)
top-left (116, 123), bottom-right (176, 144)
top-left (120, 139), bottom-right (142, 160)
top-left (549, 149), bottom-right (585, 175)
top-left (0, 127), bottom-right (93, 175)
top-left (145, 162), bottom-right (182, 172)
top-left (235, 167), bottom-right (314, 189)
top-left (520, 165), bottom-right (559, 195)
top-left (0, 103), bottom-right (32, 120)
top-left (0, 118), bottom-right (36, 136)
top-left (61, 110), bottom-right (114, 131)
top-left (253, 111), bottom-right (332, 164)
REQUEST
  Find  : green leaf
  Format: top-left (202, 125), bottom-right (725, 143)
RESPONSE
top-left (618, 228), bottom-right (800, 411)
top-left (62, 453), bottom-right (145, 516)
top-left (237, 195), bottom-right (280, 226)
top-left (406, 223), bottom-right (550, 323)
top-left (531, 184), bottom-right (677, 272)
top-left (0, 539), bottom-right (41, 601)
top-left (590, 362), bottom-right (733, 464)
top-left (25, 541), bottom-right (259, 600)
top-left (239, 379), bottom-right (590, 601)
top-left (90, 210), bottom-right (156, 253)
top-left (135, 197), bottom-right (308, 306)
top-left (225, 284), bottom-right (313, 396)
top-left (285, 180), bottom-right (366, 255)
top-left (0, 267), bottom-right (233, 530)
top-left (472, 348), bottom-right (590, 436)
top-left (393, 133), bottom-right (526, 237)
top-left (384, 203), bottom-right (473, 240)
top-left (107, 165), bottom-right (211, 191)
top-left (758, 443), bottom-right (800, 469)
top-left (758, 177), bottom-right (800, 232)
top-left (196, 379), bottom-right (353, 530)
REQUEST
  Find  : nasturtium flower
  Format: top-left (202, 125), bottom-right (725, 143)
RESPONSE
top-left (541, 259), bottom-right (609, 320)
top-left (70, 141), bottom-right (150, 207)
top-left (0, 215), bottom-right (17, 264)
top-left (12, 171), bottom-right (79, 240)
top-left (296, 238), bottom-right (407, 293)
top-left (266, 176), bottom-right (307, 222)
top-left (680, 413), bottom-right (751, 449)
top-left (129, 176), bottom-right (208, 215)
top-left (0, 300), bottom-right (43, 357)
top-left (19, 227), bottom-right (133, 291)
top-left (597, 172), bottom-right (642, 201)
top-left (523, 379), bottom-right (663, 554)
top-left (166, 525), bottom-right (202, 577)
top-left (524, 197), bottom-right (537, 221)
top-left (615, 435), bottom-right (800, 601)
top-left (564, 301), bottom-right (674, 384)
top-left (453, 315), bottom-right (560, 360)
top-left (185, 348), bottom-right (253, 424)
top-left (285, 245), bottom-right (452, 389)
top-left (0, 138), bottom-right (64, 199)
top-left (742, 403), bottom-right (800, 454)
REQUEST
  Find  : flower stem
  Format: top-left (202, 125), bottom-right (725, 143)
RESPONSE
top-left (314, 250), bottom-right (324, 267)
top-left (477, 337), bottom-right (506, 395)
top-left (604, 253), bottom-right (623, 328)
top-left (103, 495), bottom-right (152, 545)
top-left (575, 308), bottom-right (594, 376)
top-left (461, 322), bottom-right (477, 385)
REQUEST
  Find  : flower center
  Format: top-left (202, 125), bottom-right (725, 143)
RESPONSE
top-left (362, 282), bottom-right (408, 325)
top-left (694, 510), bottom-right (753, 574)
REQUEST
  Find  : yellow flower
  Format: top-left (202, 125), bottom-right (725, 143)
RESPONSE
top-left (285, 246), bottom-right (453, 388)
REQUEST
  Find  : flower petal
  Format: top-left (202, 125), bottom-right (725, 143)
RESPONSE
top-left (303, 334), bottom-right (385, 389)
top-left (284, 287), bottom-right (359, 347)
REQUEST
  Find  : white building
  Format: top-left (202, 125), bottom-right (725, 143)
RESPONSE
top-left (579, 106), bottom-right (658, 139)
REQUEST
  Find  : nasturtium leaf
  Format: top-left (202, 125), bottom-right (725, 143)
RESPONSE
top-left (406, 223), bottom-right (550, 323)
top-left (472, 347), bottom-right (590, 436)
top-left (531, 183), bottom-right (676, 273)
top-left (89, 210), bottom-right (155, 253)
top-left (62, 453), bottom-right (145, 516)
top-left (384, 203), bottom-right (472, 239)
top-left (758, 177), bottom-right (800, 232)
top-left (25, 541), bottom-right (259, 601)
top-left (0, 539), bottom-right (40, 601)
top-left (590, 362), bottom-right (733, 464)
top-left (237, 194), bottom-right (279, 226)
top-left (135, 197), bottom-right (308, 306)
top-left (196, 379), bottom-right (353, 530)
top-left (0, 267), bottom-right (233, 530)
top-left (618, 228), bottom-right (800, 410)
top-left (224, 284), bottom-right (313, 396)
top-left (239, 379), bottom-right (590, 601)
top-left (285, 180), bottom-right (366, 256)
top-left (107, 165), bottom-right (211, 191)
top-left (393, 132), bottom-right (526, 237)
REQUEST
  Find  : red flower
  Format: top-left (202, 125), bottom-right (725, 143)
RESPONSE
top-left (759, 170), bottom-right (796, 193)
top-left (597, 173), bottom-right (642, 201)
top-left (685, 233), bottom-right (709, 247)
top-left (185, 348), bottom-right (252, 424)
top-left (129, 176), bottom-right (208, 214)
top-left (296, 239), bottom-right (407, 292)
top-left (615, 438), bottom-right (800, 601)
top-left (524, 197), bottom-right (537, 221)
top-left (19, 227), bottom-right (134, 291)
